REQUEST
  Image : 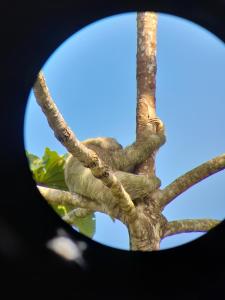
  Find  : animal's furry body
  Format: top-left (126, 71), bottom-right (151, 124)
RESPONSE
top-left (64, 133), bottom-right (163, 203)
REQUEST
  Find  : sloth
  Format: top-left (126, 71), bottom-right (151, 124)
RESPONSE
top-left (64, 124), bottom-right (165, 205)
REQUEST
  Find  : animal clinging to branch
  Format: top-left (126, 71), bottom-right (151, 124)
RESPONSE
top-left (64, 118), bottom-right (165, 205)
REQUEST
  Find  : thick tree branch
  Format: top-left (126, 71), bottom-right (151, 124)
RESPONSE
top-left (38, 185), bottom-right (127, 222)
top-left (33, 72), bottom-right (136, 216)
top-left (135, 12), bottom-right (159, 178)
top-left (163, 219), bottom-right (221, 238)
top-left (159, 153), bottom-right (225, 208)
top-left (37, 185), bottom-right (101, 211)
top-left (127, 12), bottom-right (164, 251)
top-left (136, 12), bottom-right (157, 128)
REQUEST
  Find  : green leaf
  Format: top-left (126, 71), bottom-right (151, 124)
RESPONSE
top-left (72, 213), bottom-right (96, 238)
top-left (26, 148), bottom-right (96, 238)
top-left (26, 151), bottom-right (44, 172)
top-left (26, 148), bottom-right (68, 191)
top-left (52, 205), bottom-right (96, 238)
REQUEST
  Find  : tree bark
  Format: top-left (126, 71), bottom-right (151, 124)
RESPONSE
top-left (163, 219), bottom-right (220, 238)
top-left (34, 72), bottom-right (136, 217)
top-left (128, 202), bottom-right (166, 251)
top-left (159, 153), bottom-right (225, 208)
top-left (136, 11), bottom-right (158, 178)
top-left (128, 12), bottom-right (165, 251)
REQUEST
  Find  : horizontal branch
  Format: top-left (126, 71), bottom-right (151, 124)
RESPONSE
top-left (33, 72), bottom-right (136, 216)
top-left (38, 185), bottom-right (124, 222)
top-left (159, 153), bottom-right (225, 208)
top-left (163, 219), bottom-right (221, 238)
top-left (37, 185), bottom-right (101, 211)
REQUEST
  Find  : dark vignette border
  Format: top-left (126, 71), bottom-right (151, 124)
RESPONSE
top-left (0, 0), bottom-right (225, 298)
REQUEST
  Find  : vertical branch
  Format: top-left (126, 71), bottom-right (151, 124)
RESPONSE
top-left (135, 12), bottom-right (158, 177)
top-left (127, 13), bottom-right (163, 251)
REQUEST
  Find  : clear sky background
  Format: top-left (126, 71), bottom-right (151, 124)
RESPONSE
top-left (24, 12), bottom-right (225, 251)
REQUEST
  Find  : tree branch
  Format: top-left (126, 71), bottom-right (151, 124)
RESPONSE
top-left (37, 185), bottom-right (101, 211)
top-left (63, 208), bottom-right (93, 224)
top-left (38, 185), bottom-right (125, 222)
top-left (159, 153), bottom-right (225, 208)
top-left (135, 12), bottom-right (159, 178)
top-left (163, 219), bottom-right (221, 238)
top-left (33, 72), bottom-right (136, 216)
top-left (136, 12), bottom-right (157, 129)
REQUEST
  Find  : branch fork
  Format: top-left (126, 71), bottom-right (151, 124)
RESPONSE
top-left (32, 12), bottom-right (224, 251)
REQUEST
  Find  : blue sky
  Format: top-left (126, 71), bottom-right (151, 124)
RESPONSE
top-left (24, 12), bottom-right (225, 251)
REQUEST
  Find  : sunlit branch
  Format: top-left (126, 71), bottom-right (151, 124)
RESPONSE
top-left (37, 185), bottom-right (101, 211)
top-left (136, 12), bottom-right (159, 178)
top-left (33, 72), bottom-right (136, 216)
top-left (159, 153), bottom-right (225, 208)
top-left (38, 185), bottom-right (126, 222)
top-left (163, 219), bottom-right (221, 238)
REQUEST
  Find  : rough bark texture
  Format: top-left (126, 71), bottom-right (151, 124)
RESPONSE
top-left (127, 201), bottom-right (167, 251)
top-left (38, 185), bottom-right (99, 210)
top-left (136, 12), bottom-right (158, 178)
top-left (38, 185), bottom-right (125, 221)
top-left (34, 73), bottom-right (136, 217)
top-left (163, 219), bottom-right (220, 238)
top-left (159, 153), bottom-right (225, 208)
top-left (127, 12), bottom-right (165, 251)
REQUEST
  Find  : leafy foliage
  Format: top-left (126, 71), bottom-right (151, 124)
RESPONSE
top-left (72, 213), bottom-right (96, 238)
top-left (26, 147), bottom-right (69, 190)
top-left (26, 148), bottom-right (96, 238)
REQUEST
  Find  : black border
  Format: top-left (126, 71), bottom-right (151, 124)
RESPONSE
top-left (0, 1), bottom-right (225, 298)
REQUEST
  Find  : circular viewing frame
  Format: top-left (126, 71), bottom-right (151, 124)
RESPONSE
top-left (1, 0), bottom-right (225, 298)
